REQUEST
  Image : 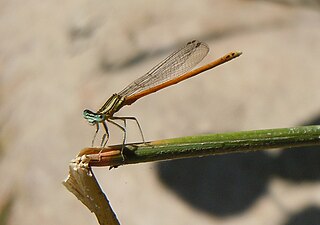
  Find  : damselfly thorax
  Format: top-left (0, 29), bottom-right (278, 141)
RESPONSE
top-left (83, 94), bottom-right (144, 147)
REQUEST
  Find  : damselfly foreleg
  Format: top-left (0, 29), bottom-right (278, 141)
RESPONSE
top-left (91, 123), bottom-right (100, 147)
top-left (101, 121), bottom-right (110, 147)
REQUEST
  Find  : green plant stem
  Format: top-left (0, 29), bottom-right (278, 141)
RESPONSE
top-left (79, 125), bottom-right (320, 167)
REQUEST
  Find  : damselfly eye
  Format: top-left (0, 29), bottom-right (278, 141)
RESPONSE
top-left (83, 109), bottom-right (94, 117)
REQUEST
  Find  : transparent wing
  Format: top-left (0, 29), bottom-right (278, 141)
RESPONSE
top-left (118, 40), bottom-right (209, 97)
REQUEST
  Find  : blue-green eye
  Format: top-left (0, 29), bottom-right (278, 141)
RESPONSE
top-left (83, 109), bottom-right (105, 124)
top-left (83, 109), bottom-right (94, 117)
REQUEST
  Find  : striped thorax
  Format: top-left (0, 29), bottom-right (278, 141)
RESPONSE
top-left (83, 94), bottom-right (125, 125)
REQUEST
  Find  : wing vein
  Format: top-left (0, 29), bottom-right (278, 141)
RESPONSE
top-left (118, 40), bottom-right (209, 97)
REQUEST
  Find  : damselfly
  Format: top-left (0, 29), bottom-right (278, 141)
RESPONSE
top-left (83, 40), bottom-right (241, 147)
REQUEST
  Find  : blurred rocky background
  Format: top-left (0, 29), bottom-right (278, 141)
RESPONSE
top-left (0, 0), bottom-right (320, 224)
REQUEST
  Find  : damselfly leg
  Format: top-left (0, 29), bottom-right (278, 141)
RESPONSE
top-left (90, 116), bottom-right (145, 160)
top-left (111, 116), bottom-right (146, 143)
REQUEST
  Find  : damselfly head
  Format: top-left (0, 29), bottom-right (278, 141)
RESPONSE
top-left (83, 109), bottom-right (106, 125)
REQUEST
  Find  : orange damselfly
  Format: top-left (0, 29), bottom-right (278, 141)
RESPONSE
top-left (83, 40), bottom-right (242, 147)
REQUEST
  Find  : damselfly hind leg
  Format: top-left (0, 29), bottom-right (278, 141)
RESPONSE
top-left (112, 116), bottom-right (145, 143)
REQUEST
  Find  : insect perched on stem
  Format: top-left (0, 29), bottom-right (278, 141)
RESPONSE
top-left (83, 40), bottom-right (242, 147)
